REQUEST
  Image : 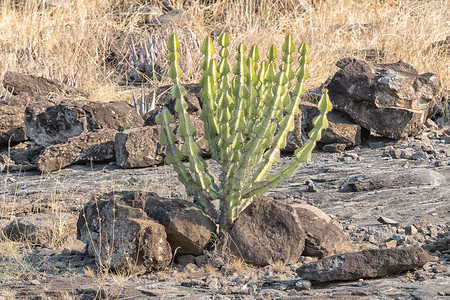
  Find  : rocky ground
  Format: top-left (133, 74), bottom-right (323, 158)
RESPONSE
top-left (0, 132), bottom-right (448, 299)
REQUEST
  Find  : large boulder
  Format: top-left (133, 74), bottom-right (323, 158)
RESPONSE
top-left (138, 195), bottom-right (217, 256)
top-left (98, 191), bottom-right (217, 256)
top-left (0, 104), bottom-right (26, 146)
top-left (37, 128), bottom-right (117, 172)
top-left (8, 146), bottom-right (44, 170)
top-left (229, 197), bottom-right (305, 266)
top-left (296, 246), bottom-right (432, 282)
top-left (300, 101), bottom-right (362, 147)
top-left (3, 213), bottom-right (78, 247)
top-left (3, 71), bottom-right (88, 98)
top-left (25, 99), bottom-right (143, 146)
top-left (327, 58), bottom-right (441, 139)
top-left (291, 203), bottom-right (347, 258)
top-left (77, 196), bottom-right (172, 274)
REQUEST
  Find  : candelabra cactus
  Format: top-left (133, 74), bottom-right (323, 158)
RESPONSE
top-left (156, 33), bottom-right (332, 231)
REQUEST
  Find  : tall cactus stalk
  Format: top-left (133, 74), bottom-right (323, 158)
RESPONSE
top-left (156, 33), bottom-right (332, 231)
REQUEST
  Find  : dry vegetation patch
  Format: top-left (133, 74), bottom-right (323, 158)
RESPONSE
top-left (0, 0), bottom-right (447, 112)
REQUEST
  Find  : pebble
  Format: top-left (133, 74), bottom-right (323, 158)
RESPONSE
top-left (377, 216), bottom-right (399, 226)
top-left (405, 225), bottom-right (418, 235)
top-left (306, 180), bottom-right (317, 192)
top-left (411, 151), bottom-right (427, 160)
top-left (294, 280), bottom-right (311, 291)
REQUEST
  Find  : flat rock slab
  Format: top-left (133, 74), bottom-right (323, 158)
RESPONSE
top-left (339, 169), bottom-right (442, 192)
top-left (37, 128), bottom-right (117, 172)
top-left (25, 99), bottom-right (143, 147)
top-left (296, 246), bottom-right (433, 282)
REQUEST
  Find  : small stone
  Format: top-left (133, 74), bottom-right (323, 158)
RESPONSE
top-left (294, 280), bottom-right (311, 291)
top-left (367, 236), bottom-right (377, 244)
top-left (176, 254), bottom-right (195, 266)
top-left (30, 279), bottom-right (40, 285)
top-left (305, 180), bottom-right (317, 192)
top-left (344, 152), bottom-right (359, 159)
top-left (377, 216), bottom-right (399, 226)
top-left (415, 272), bottom-right (430, 281)
top-left (391, 234), bottom-right (407, 241)
top-left (405, 225), bottom-right (418, 235)
top-left (323, 143), bottom-right (346, 153)
top-left (379, 239), bottom-right (397, 249)
top-left (425, 119), bottom-right (439, 130)
top-left (209, 257), bottom-right (224, 268)
top-left (428, 226), bottom-right (439, 238)
top-left (411, 151), bottom-right (427, 160)
top-left (194, 255), bottom-right (207, 267)
top-left (389, 148), bottom-right (402, 159)
top-left (207, 277), bottom-right (221, 290)
top-left (401, 149), bottom-right (414, 159)
top-left (422, 144), bottom-right (434, 153)
top-left (183, 263), bottom-right (198, 272)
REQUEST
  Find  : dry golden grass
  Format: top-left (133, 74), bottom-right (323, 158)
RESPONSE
top-left (0, 0), bottom-right (447, 112)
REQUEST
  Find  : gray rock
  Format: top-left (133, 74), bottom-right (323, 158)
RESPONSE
top-left (323, 143), bottom-right (347, 153)
top-left (25, 99), bottom-right (143, 147)
top-left (37, 128), bottom-right (117, 172)
top-left (405, 224), bottom-right (418, 235)
top-left (377, 216), bottom-right (399, 226)
top-left (327, 58), bottom-right (441, 139)
top-left (339, 169), bottom-right (441, 192)
top-left (294, 279), bottom-right (312, 290)
top-left (176, 254), bottom-right (195, 266)
top-left (296, 246), bottom-right (433, 282)
top-left (77, 196), bottom-right (172, 274)
top-left (291, 203), bottom-right (347, 258)
top-left (230, 197), bottom-right (305, 266)
top-left (8, 146), bottom-right (44, 170)
top-left (115, 126), bottom-right (165, 168)
top-left (3, 212), bottom-right (77, 247)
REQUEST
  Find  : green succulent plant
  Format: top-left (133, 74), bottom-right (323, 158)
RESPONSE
top-left (156, 33), bottom-right (332, 231)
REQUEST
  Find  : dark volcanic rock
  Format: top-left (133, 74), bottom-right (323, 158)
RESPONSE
top-left (143, 83), bottom-right (202, 126)
top-left (291, 203), bottom-right (347, 258)
top-left (98, 191), bottom-right (217, 256)
top-left (117, 116), bottom-right (209, 169)
top-left (301, 101), bottom-right (362, 147)
top-left (115, 125), bottom-right (165, 168)
top-left (3, 212), bottom-right (77, 247)
top-left (327, 58), bottom-right (441, 139)
top-left (77, 196), bottom-right (172, 274)
top-left (0, 104), bottom-right (26, 146)
top-left (230, 197), bottom-right (305, 266)
top-left (3, 71), bottom-right (88, 98)
top-left (25, 99), bottom-right (143, 146)
top-left (37, 128), bottom-right (117, 172)
top-left (296, 246), bottom-right (433, 282)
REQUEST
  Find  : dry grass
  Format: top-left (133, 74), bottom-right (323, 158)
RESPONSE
top-left (0, 0), bottom-right (447, 112)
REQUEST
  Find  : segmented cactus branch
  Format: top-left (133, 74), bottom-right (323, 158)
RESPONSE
top-left (156, 33), bottom-right (332, 229)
